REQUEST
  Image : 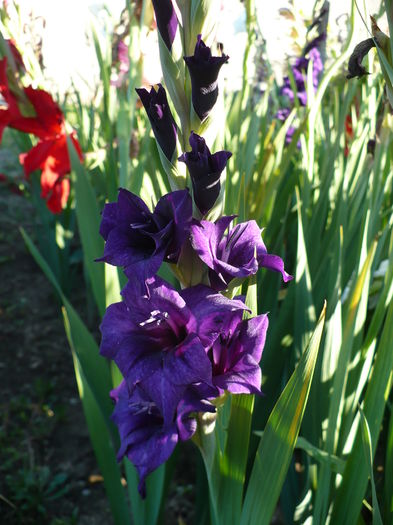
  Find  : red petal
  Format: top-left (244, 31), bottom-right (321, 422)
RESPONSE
top-left (19, 139), bottom-right (55, 178)
top-left (23, 86), bottom-right (64, 138)
top-left (46, 177), bottom-right (70, 214)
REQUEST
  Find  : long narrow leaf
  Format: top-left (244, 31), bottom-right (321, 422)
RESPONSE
top-left (64, 310), bottom-right (131, 525)
top-left (68, 137), bottom-right (106, 317)
top-left (20, 228), bottom-right (114, 425)
top-left (240, 302), bottom-right (326, 525)
top-left (331, 299), bottom-right (393, 523)
top-left (359, 407), bottom-right (383, 525)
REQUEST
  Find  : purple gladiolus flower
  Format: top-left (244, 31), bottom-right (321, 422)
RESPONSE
top-left (276, 109), bottom-right (300, 148)
top-left (179, 132), bottom-right (232, 216)
top-left (276, 108), bottom-right (291, 121)
top-left (280, 47), bottom-right (323, 108)
top-left (111, 380), bottom-right (215, 497)
top-left (97, 188), bottom-right (192, 283)
top-left (304, 33), bottom-right (326, 55)
top-left (100, 276), bottom-right (248, 422)
top-left (111, 40), bottom-right (130, 88)
top-left (190, 216), bottom-right (292, 291)
top-left (277, 37), bottom-right (324, 147)
top-left (209, 310), bottom-right (269, 395)
top-left (184, 35), bottom-right (229, 121)
top-left (151, 0), bottom-right (178, 51)
top-left (136, 84), bottom-right (178, 161)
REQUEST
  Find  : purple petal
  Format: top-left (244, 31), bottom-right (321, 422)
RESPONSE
top-left (99, 202), bottom-right (118, 240)
top-left (100, 302), bottom-right (136, 359)
top-left (213, 353), bottom-right (262, 394)
top-left (258, 253), bottom-right (293, 282)
top-left (190, 216), bottom-right (235, 269)
top-left (151, 0), bottom-right (178, 51)
top-left (180, 284), bottom-right (248, 347)
top-left (239, 314), bottom-right (269, 363)
top-left (176, 387), bottom-right (216, 440)
top-left (141, 371), bottom-right (186, 423)
top-left (117, 188), bottom-right (152, 222)
top-left (211, 314), bottom-right (268, 394)
top-left (100, 227), bottom-right (156, 268)
top-left (164, 334), bottom-right (212, 386)
top-left (153, 189), bottom-right (192, 261)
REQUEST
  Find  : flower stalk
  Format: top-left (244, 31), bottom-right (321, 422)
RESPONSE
top-left (98, 0), bottom-right (292, 509)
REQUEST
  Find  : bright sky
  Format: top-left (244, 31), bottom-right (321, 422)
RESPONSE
top-left (10, 0), bottom-right (373, 99)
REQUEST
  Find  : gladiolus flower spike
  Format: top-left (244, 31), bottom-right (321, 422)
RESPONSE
top-left (100, 22), bottom-right (293, 499)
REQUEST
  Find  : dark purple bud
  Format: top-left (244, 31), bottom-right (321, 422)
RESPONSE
top-left (151, 0), bottom-right (178, 51)
top-left (346, 39), bottom-right (375, 79)
top-left (303, 32), bottom-right (326, 55)
top-left (136, 84), bottom-right (177, 161)
top-left (367, 138), bottom-right (376, 156)
top-left (179, 132), bottom-right (231, 216)
top-left (184, 35), bottom-right (229, 120)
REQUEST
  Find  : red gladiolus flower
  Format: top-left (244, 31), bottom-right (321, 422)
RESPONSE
top-left (344, 114), bottom-right (354, 158)
top-left (20, 131), bottom-right (82, 214)
top-left (0, 57), bottom-right (83, 213)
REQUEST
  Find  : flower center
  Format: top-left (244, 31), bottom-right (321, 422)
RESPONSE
top-left (220, 223), bottom-right (246, 263)
top-left (139, 310), bottom-right (187, 349)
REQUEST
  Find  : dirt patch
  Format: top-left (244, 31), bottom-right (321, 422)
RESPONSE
top-left (0, 154), bottom-right (112, 524)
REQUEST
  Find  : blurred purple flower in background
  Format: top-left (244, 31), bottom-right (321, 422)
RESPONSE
top-left (280, 46), bottom-right (323, 107)
top-left (111, 40), bottom-right (130, 88)
top-left (179, 132), bottom-right (232, 216)
top-left (277, 34), bottom-right (325, 146)
top-left (184, 35), bottom-right (229, 121)
top-left (276, 107), bottom-right (299, 147)
top-left (136, 84), bottom-right (178, 161)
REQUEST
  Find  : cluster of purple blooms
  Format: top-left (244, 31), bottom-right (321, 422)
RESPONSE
top-left (98, 1), bottom-right (292, 497)
top-left (277, 35), bottom-right (325, 145)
